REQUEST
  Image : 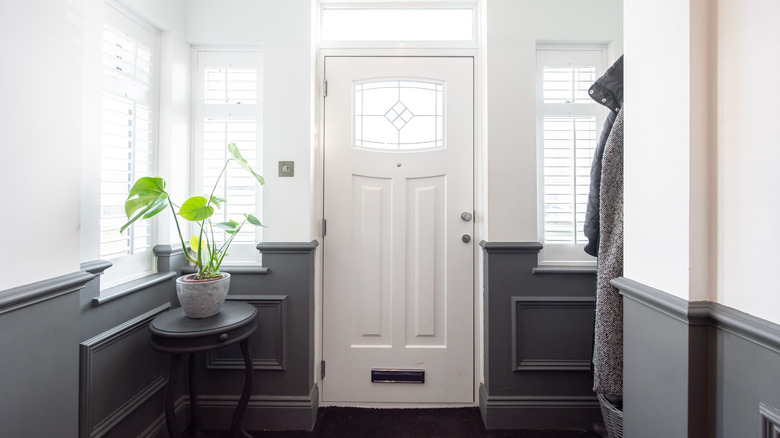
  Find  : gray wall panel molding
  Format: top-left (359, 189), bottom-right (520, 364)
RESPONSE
top-left (480, 241), bottom-right (543, 253)
top-left (208, 295), bottom-right (288, 370)
top-left (511, 296), bottom-right (595, 372)
top-left (79, 303), bottom-right (171, 438)
top-left (152, 244), bottom-right (182, 257)
top-left (154, 244), bottom-right (189, 273)
top-left (615, 276), bottom-right (780, 353)
top-left (760, 403), bottom-right (780, 437)
top-left (0, 270), bottom-right (94, 315)
top-left (92, 272), bottom-right (178, 306)
top-left (81, 260), bottom-right (113, 276)
top-left (612, 276), bottom-right (690, 323)
top-left (479, 384), bottom-right (600, 430)
top-left (532, 266), bottom-right (598, 275)
top-left (709, 302), bottom-right (780, 354)
top-left (193, 384), bottom-right (319, 431)
top-left (257, 240), bottom-right (320, 254)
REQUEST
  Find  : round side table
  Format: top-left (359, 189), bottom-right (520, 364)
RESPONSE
top-left (149, 301), bottom-right (257, 438)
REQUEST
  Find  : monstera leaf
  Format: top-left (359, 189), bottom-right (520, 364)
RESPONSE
top-left (120, 177), bottom-right (169, 233)
top-left (228, 143), bottom-right (265, 185)
top-left (178, 196), bottom-right (215, 222)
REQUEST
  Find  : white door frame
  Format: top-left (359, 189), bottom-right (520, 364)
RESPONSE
top-left (314, 47), bottom-right (486, 407)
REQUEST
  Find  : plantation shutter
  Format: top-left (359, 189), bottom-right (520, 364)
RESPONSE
top-left (99, 5), bottom-right (158, 264)
top-left (195, 51), bottom-right (262, 256)
top-left (536, 49), bottom-right (606, 263)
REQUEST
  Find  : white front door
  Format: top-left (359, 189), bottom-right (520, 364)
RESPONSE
top-left (322, 56), bottom-right (474, 404)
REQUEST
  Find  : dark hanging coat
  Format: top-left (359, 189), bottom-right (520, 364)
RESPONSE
top-left (583, 55), bottom-right (623, 257)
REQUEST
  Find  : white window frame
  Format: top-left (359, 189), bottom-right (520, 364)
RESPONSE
top-left (536, 46), bottom-right (607, 266)
top-left (98, 1), bottom-right (161, 289)
top-left (319, 2), bottom-right (478, 49)
top-left (192, 49), bottom-right (264, 266)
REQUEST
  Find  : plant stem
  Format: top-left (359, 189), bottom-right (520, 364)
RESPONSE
top-left (169, 197), bottom-right (197, 265)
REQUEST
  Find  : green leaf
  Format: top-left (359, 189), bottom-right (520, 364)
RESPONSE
top-left (227, 143), bottom-right (265, 185)
top-left (216, 220), bottom-right (241, 234)
top-left (120, 177), bottom-right (169, 233)
top-left (178, 196), bottom-right (214, 221)
top-left (189, 235), bottom-right (204, 252)
top-left (245, 214), bottom-right (265, 227)
top-left (129, 176), bottom-right (165, 195)
top-left (209, 195), bottom-right (227, 208)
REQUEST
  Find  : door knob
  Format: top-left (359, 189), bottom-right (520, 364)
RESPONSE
top-left (461, 211), bottom-right (473, 222)
top-left (462, 234), bottom-right (471, 243)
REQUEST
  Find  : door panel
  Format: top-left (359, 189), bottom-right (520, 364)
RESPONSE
top-left (323, 57), bottom-right (474, 404)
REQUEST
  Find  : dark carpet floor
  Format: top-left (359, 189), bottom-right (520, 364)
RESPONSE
top-left (209, 407), bottom-right (601, 438)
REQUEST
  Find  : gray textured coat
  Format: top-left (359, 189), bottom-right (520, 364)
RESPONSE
top-left (592, 108), bottom-right (624, 397)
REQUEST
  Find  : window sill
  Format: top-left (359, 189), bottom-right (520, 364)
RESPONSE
top-left (93, 271), bottom-right (178, 307)
top-left (532, 266), bottom-right (597, 275)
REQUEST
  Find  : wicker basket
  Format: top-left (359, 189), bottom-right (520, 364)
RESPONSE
top-left (597, 393), bottom-right (624, 438)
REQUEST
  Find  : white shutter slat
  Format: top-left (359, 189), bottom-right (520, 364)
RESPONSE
top-left (99, 24), bottom-right (155, 260)
top-left (542, 114), bottom-right (596, 245)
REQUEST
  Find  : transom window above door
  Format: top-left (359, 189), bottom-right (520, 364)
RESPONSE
top-left (354, 79), bottom-right (444, 151)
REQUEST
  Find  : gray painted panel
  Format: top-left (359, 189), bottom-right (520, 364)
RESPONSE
top-left (480, 242), bottom-right (599, 429)
top-left (80, 304), bottom-right (170, 438)
top-left (716, 327), bottom-right (780, 438)
top-left (208, 295), bottom-right (288, 370)
top-left (622, 296), bottom-right (690, 438)
top-left (0, 287), bottom-right (82, 437)
top-left (616, 277), bottom-right (780, 438)
top-left (194, 242), bottom-right (319, 431)
top-left (512, 297), bottom-right (595, 371)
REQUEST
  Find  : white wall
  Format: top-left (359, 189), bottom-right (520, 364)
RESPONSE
top-left (187, 0), bottom-right (315, 242)
top-left (623, 0), bottom-right (696, 299)
top-left (717, 0), bottom-right (780, 324)
top-left (485, 0), bottom-right (623, 242)
top-left (0, 0), bottom-right (189, 291)
top-left (0, 0), bottom-right (86, 290)
top-left (623, 0), bottom-right (780, 324)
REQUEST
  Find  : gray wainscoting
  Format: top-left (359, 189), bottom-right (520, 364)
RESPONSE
top-left (479, 242), bottom-right (600, 430)
top-left (614, 276), bottom-right (780, 438)
top-left (193, 241), bottom-right (319, 432)
top-left (0, 241), bottom-right (318, 438)
top-left (0, 270), bottom-right (93, 437)
top-left (78, 248), bottom-right (184, 438)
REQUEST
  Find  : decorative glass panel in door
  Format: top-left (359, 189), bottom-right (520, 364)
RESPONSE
top-left (354, 80), bottom-right (444, 150)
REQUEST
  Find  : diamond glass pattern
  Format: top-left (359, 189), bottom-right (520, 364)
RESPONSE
top-left (354, 80), bottom-right (444, 150)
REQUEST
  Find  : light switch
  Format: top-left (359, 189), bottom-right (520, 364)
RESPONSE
top-left (278, 161), bottom-right (294, 177)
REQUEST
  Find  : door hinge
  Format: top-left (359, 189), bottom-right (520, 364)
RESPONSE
top-left (322, 218), bottom-right (327, 237)
top-left (323, 79), bottom-right (328, 97)
top-left (321, 360), bottom-right (326, 379)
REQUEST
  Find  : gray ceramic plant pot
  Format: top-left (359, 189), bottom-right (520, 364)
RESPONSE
top-left (176, 273), bottom-right (231, 318)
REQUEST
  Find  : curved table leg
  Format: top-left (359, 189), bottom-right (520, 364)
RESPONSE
top-left (165, 353), bottom-right (182, 438)
top-left (231, 338), bottom-right (253, 438)
top-left (188, 352), bottom-right (200, 437)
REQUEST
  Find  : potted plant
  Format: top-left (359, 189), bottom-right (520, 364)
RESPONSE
top-left (120, 143), bottom-right (264, 318)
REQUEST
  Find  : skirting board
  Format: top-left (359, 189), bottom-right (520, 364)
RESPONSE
top-left (189, 384), bottom-right (319, 432)
top-left (478, 384), bottom-right (600, 430)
